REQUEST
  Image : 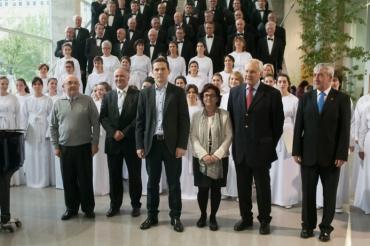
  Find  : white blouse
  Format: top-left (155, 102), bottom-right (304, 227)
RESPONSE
top-left (130, 54), bottom-right (152, 85)
top-left (85, 71), bottom-right (114, 96)
top-left (185, 74), bottom-right (208, 92)
top-left (229, 51), bottom-right (252, 73)
top-left (189, 56), bottom-right (213, 82)
top-left (101, 55), bottom-right (120, 77)
top-left (167, 56), bottom-right (187, 84)
top-left (0, 94), bottom-right (20, 129)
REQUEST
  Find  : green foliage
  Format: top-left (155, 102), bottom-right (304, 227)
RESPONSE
top-left (297, 0), bottom-right (370, 84)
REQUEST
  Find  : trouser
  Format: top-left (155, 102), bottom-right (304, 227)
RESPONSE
top-left (235, 161), bottom-right (272, 223)
top-left (107, 150), bottom-right (142, 210)
top-left (145, 138), bottom-right (182, 219)
top-left (301, 164), bottom-right (340, 233)
top-left (0, 171), bottom-right (15, 223)
top-left (60, 144), bottom-right (95, 213)
top-left (197, 186), bottom-right (221, 219)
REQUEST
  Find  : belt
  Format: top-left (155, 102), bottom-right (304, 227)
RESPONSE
top-left (154, 134), bottom-right (165, 141)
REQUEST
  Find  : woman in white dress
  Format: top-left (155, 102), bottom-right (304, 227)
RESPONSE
top-left (185, 60), bottom-right (208, 92)
top-left (38, 63), bottom-right (50, 94)
top-left (355, 102), bottom-right (370, 214)
top-left (21, 77), bottom-right (53, 188)
top-left (167, 41), bottom-right (186, 84)
top-left (219, 55), bottom-right (235, 95)
top-left (85, 56), bottom-right (114, 96)
top-left (211, 73), bottom-right (224, 95)
top-left (46, 78), bottom-right (60, 188)
top-left (130, 39), bottom-right (152, 88)
top-left (10, 79), bottom-right (30, 186)
top-left (181, 84), bottom-right (202, 200)
top-left (270, 74), bottom-right (301, 208)
top-left (229, 36), bottom-right (253, 73)
top-left (56, 61), bottom-right (83, 95)
top-left (220, 71), bottom-right (243, 199)
top-left (54, 43), bottom-right (81, 91)
top-left (174, 76), bottom-right (187, 90)
top-left (101, 40), bottom-right (121, 78)
top-left (92, 82), bottom-right (111, 196)
top-left (189, 41), bottom-right (213, 82)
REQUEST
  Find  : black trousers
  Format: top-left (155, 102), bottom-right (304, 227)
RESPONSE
top-left (301, 164), bottom-right (340, 233)
top-left (145, 138), bottom-right (182, 219)
top-left (60, 143), bottom-right (95, 213)
top-left (107, 150), bottom-right (142, 210)
top-left (0, 171), bottom-right (14, 223)
top-left (235, 161), bottom-right (272, 224)
top-left (197, 186), bottom-right (221, 218)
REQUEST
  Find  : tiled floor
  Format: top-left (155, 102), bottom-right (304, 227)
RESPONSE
top-left (1, 186), bottom-right (369, 245)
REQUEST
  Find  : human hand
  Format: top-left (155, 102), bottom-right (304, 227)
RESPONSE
top-left (175, 148), bottom-right (186, 158)
top-left (113, 130), bottom-right (124, 141)
top-left (137, 149), bottom-right (145, 159)
top-left (359, 152), bottom-right (365, 160)
top-left (293, 156), bottom-right (302, 164)
top-left (91, 144), bottom-right (99, 156)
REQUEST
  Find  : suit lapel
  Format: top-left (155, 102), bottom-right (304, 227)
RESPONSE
top-left (163, 83), bottom-right (173, 115)
top-left (248, 83), bottom-right (265, 111)
top-left (321, 89), bottom-right (336, 115)
top-left (311, 90), bottom-right (319, 115)
top-left (120, 87), bottom-right (131, 117)
top-left (239, 85), bottom-right (247, 114)
top-left (149, 86), bottom-right (156, 121)
top-left (112, 90), bottom-right (120, 118)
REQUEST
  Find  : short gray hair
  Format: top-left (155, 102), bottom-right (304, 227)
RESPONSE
top-left (102, 40), bottom-right (112, 48)
top-left (314, 63), bottom-right (334, 77)
top-left (246, 59), bottom-right (264, 73)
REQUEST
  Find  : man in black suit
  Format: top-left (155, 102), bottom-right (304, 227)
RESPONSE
top-left (197, 11), bottom-right (224, 39)
top-left (116, 0), bottom-right (129, 17)
top-left (112, 28), bottom-right (134, 59)
top-left (227, 18), bottom-right (257, 56)
top-left (85, 23), bottom-right (106, 73)
top-left (167, 12), bottom-right (195, 44)
top-left (228, 59), bottom-right (284, 235)
top-left (200, 22), bottom-right (224, 73)
top-left (93, 13), bottom-right (115, 42)
top-left (146, 17), bottom-right (167, 45)
top-left (125, 17), bottom-right (144, 47)
top-left (136, 57), bottom-right (190, 232)
top-left (73, 15), bottom-right (90, 89)
top-left (156, 2), bottom-right (173, 30)
top-left (144, 28), bottom-right (166, 61)
top-left (54, 27), bottom-right (79, 58)
top-left (292, 63), bottom-right (351, 242)
top-left (249, 0), bottom-right (271, 32)
top-left (91, 0), bottom-right (107, 32)
top-left (106, 1), bottom-right (123, 34)
top-left (139, 0), bottom-right (153, 30)
top-left (174, 27), bottom-right (194, 68)
top-left (100, 67), bottom-right (142, 218)
top-left (183, 2), bottom-right (200, 33)
top-left (123, 1), bottom-right (145, 31)
top-left (257, 21), bottom-right (284, 76)
top-left (266, 12), bottom-right (286, 54)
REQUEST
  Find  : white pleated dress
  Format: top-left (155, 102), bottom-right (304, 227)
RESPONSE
top-left (21, 95), bottom-right (53, 188)
top-left (270, 94), bottom-right (301, 207)
top-left (167, 56), bottom-right (186, 84)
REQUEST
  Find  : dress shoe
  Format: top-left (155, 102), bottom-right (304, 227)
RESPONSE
top-left (196, 215), bottom-right (207, 228)
top-left (209, 217), bottom-right (218, 231)
top-left (140, 217), bottom-right (158, 230)
top-left (61, 210), bottom-right (78, 221)
top-left (106, 208), bottom-right (120, 217)
top-left (300, 229), bottom-right (314, 238)
top-left (234, 219), bottom-right (253, 231)
top-left (259, 222), bottom-right (270, 235)
top-left (84, 211), bottom-right (95, 219)
top-left (131, 208), bottom-right (141, 217)
top-left (171, 218), bottom-right (184, 232)
top-left (319, 231), bottom-right (330, 242)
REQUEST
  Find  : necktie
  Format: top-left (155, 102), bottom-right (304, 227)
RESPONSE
top-left (317, 91), bottom-right (325, 113)
top-left (246, 86), bottom-right (253, 109)
top-left (268, 37), bottom-right (274, 41)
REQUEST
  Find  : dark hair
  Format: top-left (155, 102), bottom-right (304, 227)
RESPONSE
top-left (199, 83), bottom-right (221, 107)
top-left (38, 63), bottom-right (49, 71)
top-left (143, 76), bottom-right (155, 85)
top-left (175, 75), bottom-right (187, 85)
top-left (47, 78), bottom-right (58, 85)
top-left (334, 70), bottom-right (343, 90)
top-left (277, 73), bottom-right (291, 87)
top-left (152, 56), bottom-right (169, 69)
top-left (134, 39), bottom-right (145, 50)
top-left (120, 56), bottom-right (131, 64)
top-left (31, 76), bottom-right (43, 86)
top-left (167, 41), bottom-right (178, 56)
top-left (62, 43), bottom-right (73, 50)
top-left (212, 72), bottom-right (223, 82)
top-left (185, 84), bottom-right (198, 94)
top-left (196, 41), bottom-right (208, 56)
top-left (16, 78), bottom-right (30, 93)
top-left (0, 76), bottom-right (9, 83)
top-left (224, 54), bottom-right (235, 63)
top-left (298, 80), bottom-right (309, 89)
top-left (98, 81), bottom-right (112, 92)
top-left (93, 56), bottom-right (103, 63)
top-left (65, 60), bottom-right (75, 68)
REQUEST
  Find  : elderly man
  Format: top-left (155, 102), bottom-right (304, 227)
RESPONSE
top-left (293, 63), bottom-right (351, 242)
top-left (144, 28), bottom-right (166, 61)
top-left (54, 27), bottom-right (79, 58)
top-left (50, 75), bottom-right (100, 220)
top-left (228, 59), bottom-right (284, 235)
top-left (100, 68), bottom-right (142, 218)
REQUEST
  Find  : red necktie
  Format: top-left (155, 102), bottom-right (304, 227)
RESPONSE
top-left (246, 86), bottom-right (253, 109)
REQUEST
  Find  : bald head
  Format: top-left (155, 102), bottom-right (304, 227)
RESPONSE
top-left (63, 75), bottom-right (80, 96)
top-left (114, 67), bottom-right (130, 89)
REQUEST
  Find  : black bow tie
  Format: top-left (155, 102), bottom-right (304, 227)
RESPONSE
top-left (268, 37), bottom-right (274, 41)
top-left (120, 41), bottom-right (125, 44)
top-left (237, 33), bottom-right (244, 36)
top-left (177, 40), bottom-right (184, 43)
top-left (185, 15), bottom-right (191, 18)
top-left (132, 13), bottom-right (137, 16)
top-left (150, 44), bottom-right (155, 47)
top-left (207, 35), bottom-right (213, 38)
top-left (129, 30), bottom-right (134, 33)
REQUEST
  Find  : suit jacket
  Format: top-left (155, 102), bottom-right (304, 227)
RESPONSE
top-left (100, 87), bottom-right (140, 154)
top-left (177, 39), bottom-right (195, 68)
top-left (292, 89), bottom-right (351, 166)
top-left (259, 25), bottom-right (286, 54)
top-left (250, 9), bottom-right (271, 32)
top-left (184, 14), bottom-right (200, 34)
top-left (227, 82), bottom-right (284, 166)
top-left (112, 40), bottom-right (135, 59)
top-left (74, 27), bottom-right (90, 70)
top-left (144, 42), bottom-right (167, 61)
top-left (136, 83), bottom-right (190, 156)
top-left (257, 36), bottom-right (284, 73)
top-left (167, 23), bottom-right (195, 44)
top-left (201, 35), bottom-right (224, 73)
top-left (126, 28), bottom-right (144, 47)
top-left (85, 37), bottom-right (106, 73)
top-left (123, 13), bottom-right (144, 31)
top-left (106, 14), bottom-right (123, 33)
top-left (91, 2), bottom-right (106, 32)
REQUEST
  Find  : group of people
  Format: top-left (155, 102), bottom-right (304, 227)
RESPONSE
top-left (0, 0), bottom-right (369, 243)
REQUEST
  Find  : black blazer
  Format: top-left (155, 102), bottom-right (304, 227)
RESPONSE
top-left (177, 39), bottom-right (195, 68)
top-left (257, 36), bottom-right (284, 73)
top-left (100, 87), bottom-right (140, 154)
top-left (123, 13), bottom-right (145, 30)
top-left (144, 42), bottom-right (167, 61)
top-left (200, 35), bottom-right (224, 73)
top-left (228, 82), bottom-right (284, 166)
top-left (250, 9), bottom-right (271, 32)
top-left (136, 83), bottom-right (190, 156)
top-left (112, 40), bottom-right (135, 59)
top-left (74, 27), bottom-right (90, 70)
top-left (85, 37), bottom-right (106, 73)
top-left (91, 2), bottom-right (106, 32)
top-left (292, 89), bottom-right (351, 166)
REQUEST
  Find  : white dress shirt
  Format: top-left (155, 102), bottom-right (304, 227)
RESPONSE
top-left (117, 87), bottom-right (128, 114)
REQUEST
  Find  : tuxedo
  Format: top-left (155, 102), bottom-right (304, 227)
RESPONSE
top-left (123, 12), bottom-right (144, 31)
top-left (154, 0), bottom-right (177, 17)
top-left (100, 87), bottom-right (142, 211)
top-left (228, 82), bottom-right (284, 224)
top-left (74, 27), bottom-right (90, 71)
top-left (106, 13), bottom-right (123, 33)
top-left (139, 4), bottom-right (153, 30)
top-left (250, 9), bottom-right (271, 32)
top-left (167, 23), bottom-right (195, 44)
top-left (196, 22), bottom-right (224, 40)
top-left (136, 82), bottom-right (190, 219)
top-left (183, 14), bottom-right (200, 33)
top-left (257, 36), bottom-right (284, 75)
top-left (125, 28), bottom-right (144, 46)
top-left (157, 14), bottom-right (173, 30)
top-left (112, 39), bottom-right (134, 59)
top-left (259, 25), bottom-right (287, 54)
top-left (91, 2), bottom-right (106, 32)
top-left (144, 42), bottom-right (167, 61)
top-left (292, 89), bottom-right (351, 233)
top-left (145, 28), bottom-right (167, 45)
top-left (176, 39), bottom-right (195, 68)
top-left (85, 37), bottom-right (105, 73)
top-left (200, 35), bottom-right (224, 73)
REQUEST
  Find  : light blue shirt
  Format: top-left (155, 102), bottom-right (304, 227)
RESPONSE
top-left (154, 82), bottom-right (168, 135)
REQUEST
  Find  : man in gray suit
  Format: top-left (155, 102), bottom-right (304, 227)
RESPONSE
top-left (136, 57), bottom-right (190, 232)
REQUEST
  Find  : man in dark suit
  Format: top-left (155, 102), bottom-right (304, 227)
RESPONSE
top-left (54, 27), bottom-right (79, 58)
top-left (257, 21), bottom-right (284, 76)
top-left (106, 1), bottom-right (123, 34)
top-left (292, 63), bottom-right (351, 242)
top-left (112, 28), bottom-right (134, 59)
top-left (91, 0), bottom-right (106, 32)
top-left (200, 22), bottom-right (224, 73)
top-left (146, 17), bottom-right (167, 45)
top-left (197, 11), bottom-right (224, 40)
top-left (156, 2), bottom-right (173, 30)
top-left (91, 13), bottom-right (115, 42)
top-left (73, 15), bottom-right (90, 89)
top-left (183, 2), bottom-right (200, 33)
top-left (144, 28), bottom-right (166, 61)
top-left (228, 59), bottom-right (284, 235)
top-left (125, 17), bottom-right (144, 47)
top-left (167, 12), bottom-right (195, 44)
top-left (100, 67), bottom-right (142, 218)
top-left (266, 12), bottom-right (286, 54)
top-left (136, 57), bottom-right (190, 232)
top-left (174, 27), bottom-right (194, 68)
top-left (85, 23), bottom-right (106, 73)
top-left (123, 1), bottom-right (145, 31)
top-left (227, 18), bottom-right (257, 56)
top-left (249, 0), bottom-right (271, 32)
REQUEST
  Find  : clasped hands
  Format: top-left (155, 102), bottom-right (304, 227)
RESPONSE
top-left (113, 130), bottom-right (124, 141)
top-left (202, 154), bottom-right (220, 165)
top-left (293, 156), bottom-right (346, 167)
top-left (136, 147), bottom-right (187, 159)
